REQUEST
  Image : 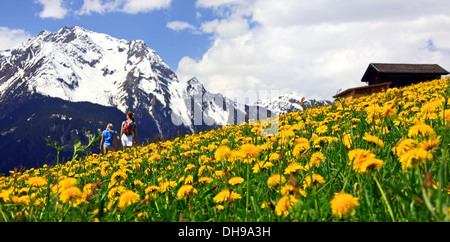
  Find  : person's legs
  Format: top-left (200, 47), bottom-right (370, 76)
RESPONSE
top-left (121, 134), bottom-right (133, 150)
top-left (103, 145), bottom-right (114, 154)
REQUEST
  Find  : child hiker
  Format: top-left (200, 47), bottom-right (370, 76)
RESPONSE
top-left (100, 123), bottom-right (117, 154)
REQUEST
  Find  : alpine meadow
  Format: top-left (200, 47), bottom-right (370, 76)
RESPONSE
top-left (0, 77), bottom-right (449, 222)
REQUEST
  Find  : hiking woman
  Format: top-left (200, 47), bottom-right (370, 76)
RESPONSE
top-left (121, 111), bottom-right (138, 150)
top-left (100, 123), bottom-right (117, 154)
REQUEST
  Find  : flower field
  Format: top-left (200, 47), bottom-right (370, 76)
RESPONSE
top-left (1, 78), bottom-right (449, 222)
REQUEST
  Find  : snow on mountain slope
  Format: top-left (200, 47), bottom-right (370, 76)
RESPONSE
top-left (253, 92), bottom-right (332, 114)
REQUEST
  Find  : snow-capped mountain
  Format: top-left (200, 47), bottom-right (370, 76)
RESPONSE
top-left (0, 26), bottom-right (274, 173)
top-left (253, 92), bottom-right (332, 114)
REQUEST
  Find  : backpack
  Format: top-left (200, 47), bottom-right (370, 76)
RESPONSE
top-left (123, 121), bottom-right (135, 136)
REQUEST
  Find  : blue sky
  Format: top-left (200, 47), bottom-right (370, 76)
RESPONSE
top-left (1, 0), bottom-right (450, 100)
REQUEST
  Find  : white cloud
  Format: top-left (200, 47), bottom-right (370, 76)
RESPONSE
top-left (0, 27), bottom-right (32, 50)
top-left (122, 0), bottom-right (172, 14)
top-left (167, 21), bottom-right (199, 33)
top-left (176, 0), bottom-right (450, 101)
top-left (36, 0), bottom-right (68, 19)
top-left (77, 0), bottom-right (172, 15)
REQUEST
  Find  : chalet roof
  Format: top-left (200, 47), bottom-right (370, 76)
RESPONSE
top-left (361, 63), bottom-right (449, 83)
top-left (368, 63), bottom-right (449, 74)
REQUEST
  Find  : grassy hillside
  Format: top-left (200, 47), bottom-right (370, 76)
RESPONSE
top-left (1, 78), bottom-right (449, 222)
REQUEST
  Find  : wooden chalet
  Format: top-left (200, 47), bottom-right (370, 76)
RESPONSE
top-left (334, 63), bottom-right (449, 100)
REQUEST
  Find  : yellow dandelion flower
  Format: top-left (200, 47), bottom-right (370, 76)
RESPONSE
top-left (310, 152), bottom-right (326, 167)
top-left (184, 164), bottom-right (196, 172)
top-left (268, 153), bottom-right (280, 162)
top-left (293, 138), bottom-right (310, 158)
top-left (348, 149), bottom-right (384, 173)
top-left (399, 147), bottom-right (433, 170)
top-left (275, 195), bottom-right (297, 216)
top-left (408, 123), bottom-right (436, 138)
top-left (177, 185), bottom-right (198, 200)
top-left (58, 177), bottom-right (77, 189)
top-left (145, 185), bottom-right (160, 198)
top-left (26, 177), bottom-right (47, 187)
top-left (362, 133), bottom-right (384, 148)
top-left (302, 173), bottom-right (325, 189)
top-left (315, 125), bottom-right (328, 135)
top-left (59, 186), bottom-right (83, 205)
top-left (145, 185), bottom-right (160, 194)
top-left (228, 177), bottom-right (244, 186)
top-left (281, 184), bottom-right (295, 195)
top-left (198, 177), bottom-right (214, 184)
top-left (331, 192), bottom-right (359, 218)
top-left (110, 170), bottom-right (127, 187)
top-left (159, 181), bottom-right (177, 192)
top-left (342, 133), bottom-right (353, 149)
top-left (267, 174), bottom-right (286, 187)
top-left (240, 143), bottom-right (260, 159)
top-left (213, 189), bottom-right (242, 203)
top-left (419, 136), bottom-right (441, 151)
top-left (252, 161), bottom-right (274, 173)
top-left (214, 145), bottom-right (231, 161)
top-left (107, 185), bottom-right (126, 201)
top-left (392, 139), bottom-right (418, 157)
top-left (0, 188), bottom-right (13, 202)
top-left (118, 190), bottom-right (140, 209)
top-left (358, 157), bottom-right (385, 173)
top-left (284, 162), bottom-right (305, 174)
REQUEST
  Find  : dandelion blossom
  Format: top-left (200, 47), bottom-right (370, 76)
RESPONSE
top-left (348, 149), bottom-right (384, 173)
top-left (408, 123), bottom-right (436, 138)
top-left (399, 147), bottom-right (433, 169)
top-left (215, 145), bottom-right (231, 161)
top-left (110, 170), bottom-right (127, 187)
top-left (342, 133), bottom-right (353, 149)
top-left (284, 163), bottom-right (305, 174)
top-left (267, 174), bottom-right (286, 187)
top-left (315, 125), bottom-right (328, 135)
top-left (392, 139), bottom-right (418, 157)
top-left (198, 177), bottom-right (214, 184)
top-left (228, 177), bottom-right (244, 186)
top-left (159, 181), bottom-right (177, 192)
top-left (310, 152), bottom-right (326, 167)
top-left (331, 192), bottom-right (359, 218)
top-left (275, 195), bottom-right (297, 216)
top-left (59, 186), bottom-right (83, 205)
top-left (213, 189), bottom-right (242, 203)
top-left (293, 138), bottom-right (310, 158)
top-left (177, 185), bottom-right (198, 200)
top-left (145, 185), bottom-right (160, 198)
top-left (240, 143), bottom-right (260, 159)
top-left (420, 136), bottom-right (441, 151)
top-left (302, 173), bottom-right (325, 189)
top-left (118, 190), bottom-right (140, 209)
top-left (26, 177), bottom-right (47, 187)
top-left (363, 133), bottom-right (384, 148)
top-left (252, 161), bottom-right (274, 173)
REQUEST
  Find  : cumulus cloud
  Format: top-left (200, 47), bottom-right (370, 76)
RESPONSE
top-left (167, 21), bottom-right (200, 34)
top-left (176, 0), bottom-right (450, 101)
top-left (77, 0), bottom-right (172, 15)
top-left (0, 27), bottom-right (32, 50)
top-left (36, 0), bottom-right (68, 19)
